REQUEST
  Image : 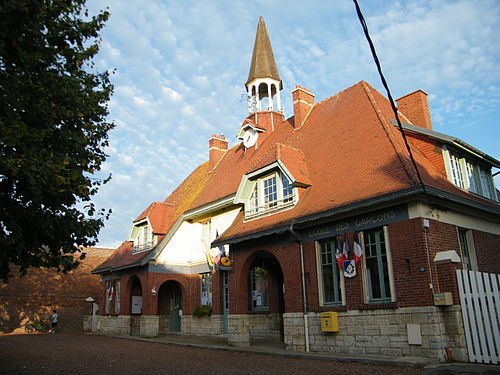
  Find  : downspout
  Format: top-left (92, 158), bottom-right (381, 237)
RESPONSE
top-left (289, 219), bottom-right (310, 352)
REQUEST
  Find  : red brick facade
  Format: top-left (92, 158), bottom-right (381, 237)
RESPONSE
top-left (106, 217), bottom-right (499, 320)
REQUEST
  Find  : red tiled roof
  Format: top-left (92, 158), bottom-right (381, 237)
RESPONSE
top-left (92, 241), bottom-right (140, 273)
top-left (96, 80), bottom-right (499, 271)
top-left (134, 202), bottom-right (175, 234)
top-left (206, 81), bottom-right (499, 242)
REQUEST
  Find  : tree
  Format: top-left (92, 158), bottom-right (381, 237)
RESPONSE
top-left (0, 0), bottom-right (114, 281)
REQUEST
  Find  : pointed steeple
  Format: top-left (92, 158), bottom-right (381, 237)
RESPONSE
top-left (245, 17), bottom-right (283, 114)
top-left (247, 17), bottom-right (282, 86)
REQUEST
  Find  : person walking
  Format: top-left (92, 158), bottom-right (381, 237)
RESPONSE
top-left (49, 310), bottom-right (58, 333)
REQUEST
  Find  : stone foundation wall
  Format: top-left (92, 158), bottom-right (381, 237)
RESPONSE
top-left (97, 315), bottom-right (131, 335)
top-left (182, 315), bottom-right (225, 336)
top-left (249, 313), bottom-right (281, 341)
top-left (284, 306), bottom-right (467, 361)
top-left (139, 315), bottom-right (159, 337)
top-left (228, 314), bottom-right (250, 347)
top-left (158, 315), bottom-right (169, 335)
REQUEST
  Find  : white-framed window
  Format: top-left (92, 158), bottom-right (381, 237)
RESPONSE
top-left (361, 227), bottom-right (396, 304)
top-left (133, 224), bottom-right (154, 252)
top-left (245, 171), bottom-right (296, 218)
top-left (449, 151), bottom-right (465, 188)
top-left (316, 238), bottom-right (344, 306)
top-left (444, 147), bottom-right (497, 201)
top-left (458, 228), bottom-right (477, 271)
top-left (200, 273), bottom-right (212, 306)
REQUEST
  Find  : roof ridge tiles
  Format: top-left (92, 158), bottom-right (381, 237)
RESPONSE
top-left (313, 80), bottom-right (365, 107)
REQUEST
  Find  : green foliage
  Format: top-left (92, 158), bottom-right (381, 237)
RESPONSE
top-left (193, 305), bottom-right (213, 318)
top-left (0, 0), bottom-right (114, 281)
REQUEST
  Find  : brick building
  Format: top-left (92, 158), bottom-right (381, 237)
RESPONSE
top-left (92, 18), bottom-right (500, 361)
top-left (0, 247), bottom-right (113, 333)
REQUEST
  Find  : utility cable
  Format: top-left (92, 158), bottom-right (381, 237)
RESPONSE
top-left (353, 2), bottom-right (448, 359)
top-left (352, 0), bottom-right (431, 204)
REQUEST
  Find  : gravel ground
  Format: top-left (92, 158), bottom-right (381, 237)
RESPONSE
top-left (0, 331), bottom-right (425, 375)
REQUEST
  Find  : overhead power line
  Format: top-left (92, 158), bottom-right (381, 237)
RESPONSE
top-left (352, 0), bottom-right (431, 203)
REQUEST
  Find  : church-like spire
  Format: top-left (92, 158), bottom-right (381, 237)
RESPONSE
top-left (246, 17), bottom-right (282, 114)
top-left (247, 16), bottom-right (281, 85)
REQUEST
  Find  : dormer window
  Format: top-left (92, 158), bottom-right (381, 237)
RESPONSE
top-left (444, 147), bottom-right (497, 201)
top-left (234, 150), bottom-right (311, 220)
top-left (246, 171), bottom-right (296, 218)
top-left (132, 222), bottom-right (155, 253)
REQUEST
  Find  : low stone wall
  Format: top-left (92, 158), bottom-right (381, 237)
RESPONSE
top-left (182, 315), bottom-right (224, 336)
top-left (284, 306), bottom-right (467, 362)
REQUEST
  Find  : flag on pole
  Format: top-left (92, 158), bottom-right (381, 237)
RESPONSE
top-left (353, 232), bottom-right (363, 264)
top-left (213, 230), bottom-right (224, 266)
top-left (335, 235), bottom-right (348, 268)
top-left (106, 281), bottom-right (112, 301)
top-left (213, 252), bottom-right (222, 266)
top-left (342, 233), bottom-right (350, 256)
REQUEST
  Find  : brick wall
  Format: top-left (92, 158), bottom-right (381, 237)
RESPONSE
top-left (407, 133), bottom-right (447, 176)
top-left (473, 229), bottom-right (500, 274)
top-left (0, 247), bottom-right (114, 333)
top-left (389, 219), bottom-right (435, 307)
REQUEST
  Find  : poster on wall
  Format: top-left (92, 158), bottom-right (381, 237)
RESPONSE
top-left (131, 295), bottom-right (142, 314)
top-left (343, 260), bottom-right (356, 278)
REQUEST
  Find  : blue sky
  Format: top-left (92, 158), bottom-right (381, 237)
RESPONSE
top-left (85, 0), bottom-right (500, 248)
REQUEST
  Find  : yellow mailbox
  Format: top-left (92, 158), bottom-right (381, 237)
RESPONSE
top-left (320, 311), bottom-right (339, 332)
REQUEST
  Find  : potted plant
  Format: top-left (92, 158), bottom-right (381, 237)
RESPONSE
top-left (193, 305), bottom-right (213, 318)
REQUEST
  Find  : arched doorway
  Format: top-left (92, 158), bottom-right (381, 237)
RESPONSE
top-left (247, 251), bottom-right (285, 342)
top-left (157, 281), bottom-right (183, 334)
top-left (129, 276), bottom-right (142, 336)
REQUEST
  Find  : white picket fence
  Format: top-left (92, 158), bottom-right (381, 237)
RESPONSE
top-left (456, 270), bottom-right (500, 364)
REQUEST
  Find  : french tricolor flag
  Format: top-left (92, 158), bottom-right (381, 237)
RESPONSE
top-left (353, 232), bottom-right (363, 264)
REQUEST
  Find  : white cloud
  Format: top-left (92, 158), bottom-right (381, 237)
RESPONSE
top-left (84, 0), bottom-right (499, 247)
top-left (162, 87), bottom-right (183, 103)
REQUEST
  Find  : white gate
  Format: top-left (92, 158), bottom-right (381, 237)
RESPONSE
top-left (456, 270), bottom-right (500, 364)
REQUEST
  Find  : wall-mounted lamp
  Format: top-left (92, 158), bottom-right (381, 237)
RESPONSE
top-left (151, 286), bottom-right (157, 296)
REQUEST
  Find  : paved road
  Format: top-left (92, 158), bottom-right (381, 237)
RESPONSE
top-left (0, 332), bottom-right (498, 375)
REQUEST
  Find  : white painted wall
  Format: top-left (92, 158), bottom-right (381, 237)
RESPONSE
top-left (408, 202), bottom-right (500, 235)
top-left (156, 208), bottom-right (241, 265)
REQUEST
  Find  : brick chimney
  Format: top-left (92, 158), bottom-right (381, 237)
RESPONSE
top-left (292, 85), bottom-right (314, 128)
top-left (396, 90), bottom-right (432, 130)
top-left (209, 134), bottom-right (228, 170)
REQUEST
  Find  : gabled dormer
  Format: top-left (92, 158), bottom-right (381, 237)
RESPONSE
top-left (442, 144), bottom-right (498, 201)
top-left (128, 202), bottom-right (174, 253)
top-left (395, 90), bottom-right (499, 202)
top-left (236, 118), bottom-right (266, 149)
top-left (234, 144), bottom-right (311, 220)
top-left (129, 218), bottom-right (155, 253)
